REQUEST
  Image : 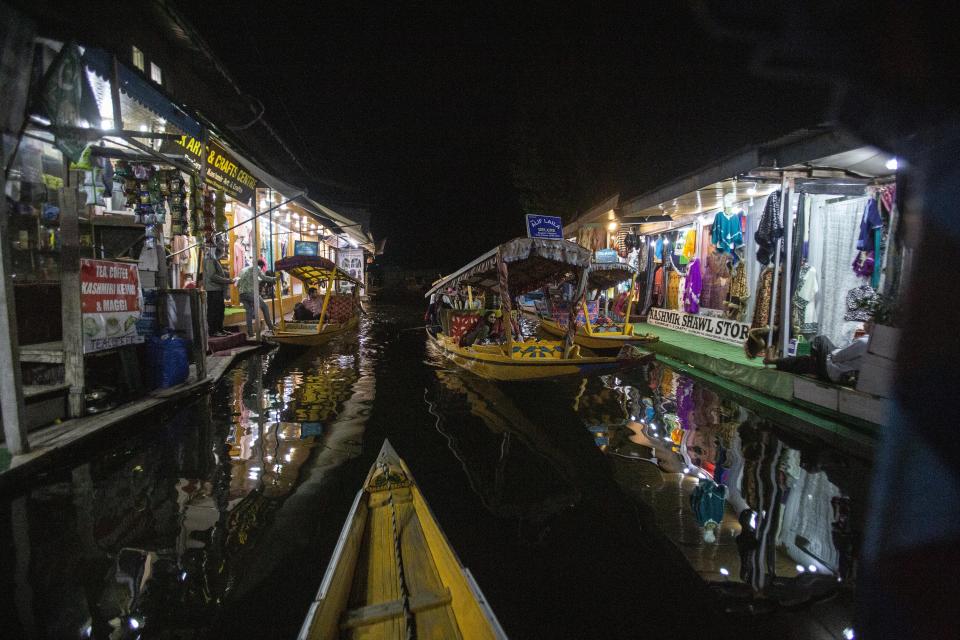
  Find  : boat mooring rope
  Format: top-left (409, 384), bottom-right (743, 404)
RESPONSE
top-left (380, 459), bottom-right (415, 639)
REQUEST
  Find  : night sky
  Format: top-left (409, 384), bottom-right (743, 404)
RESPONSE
top-left (174, 2), bottom-right (830, 271)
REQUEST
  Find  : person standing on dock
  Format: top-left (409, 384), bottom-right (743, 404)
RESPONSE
top-left (203, 244), bottom-right (236, 337)
top-left (238, 259), bottom-right (276, 337)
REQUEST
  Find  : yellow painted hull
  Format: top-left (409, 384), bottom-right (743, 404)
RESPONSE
top-left (269, 315), bottom-right (359, 347)
top-left (427, 331), bottom-right (648, 381)
top-left (299, 440), bottom-right (506, 640)
top-left (538, 317), bottom-right (658, 353)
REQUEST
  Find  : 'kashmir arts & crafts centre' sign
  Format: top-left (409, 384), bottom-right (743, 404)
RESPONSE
top-left (161, 135), bottom-right (258, 203)
top-left (646, 307), bottom-right (751, 346)
top-left (80, 259), bottom-right (143, 353)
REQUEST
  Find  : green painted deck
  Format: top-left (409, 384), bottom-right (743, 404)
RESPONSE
top-left (635, 322), bottom-right (765, 367)
top-left (633, 322), bottom-right (794, 401)
top-left (632, 322), bottom-right (878, 457)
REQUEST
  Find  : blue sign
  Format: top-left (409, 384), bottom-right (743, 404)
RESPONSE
top-left (294, 240), bottom-right (319, 256)
top-left (525, 214), bottom-right (564, 240)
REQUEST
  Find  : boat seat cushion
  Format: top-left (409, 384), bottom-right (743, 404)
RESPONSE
top-left (449, 314), bottom-right (480, 344)
top-left (325, 295), bottom-right (355, 323)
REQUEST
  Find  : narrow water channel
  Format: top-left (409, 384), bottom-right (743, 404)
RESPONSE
top-left (0, 303), bottom-right (870, 639)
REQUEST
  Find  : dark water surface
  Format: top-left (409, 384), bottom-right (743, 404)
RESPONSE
top-left (0, 303), bottom-right (870, 639)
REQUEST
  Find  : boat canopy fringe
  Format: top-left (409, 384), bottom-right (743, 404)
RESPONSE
top-left (275, 255), bottom-right (363, 287)
top-left (587, 261), bottom-right (636, 290)
top-left (426, 238), bottom-right (593, 298)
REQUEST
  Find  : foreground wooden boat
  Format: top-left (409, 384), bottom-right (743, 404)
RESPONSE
top-left (299, 440), bottom-right (507, 639)
top-left (535, 261), bottom-right (658, 354)
top-left (269, 255), bottom-right (363, 348)
top-left (424, 237), bottom-right (653, 381)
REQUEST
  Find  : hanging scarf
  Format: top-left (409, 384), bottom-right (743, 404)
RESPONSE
top-left (755, 190), bottom-right (783, 265)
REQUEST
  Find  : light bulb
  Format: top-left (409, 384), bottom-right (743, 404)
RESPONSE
top-left (885, 157), bottom-right (899, 171)
top-left (607, 221), bottom-right (618, 232)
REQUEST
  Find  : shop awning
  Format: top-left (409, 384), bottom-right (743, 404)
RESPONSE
top-left (619, 127), bottom-right (892, 224)
top-left (82, 47), bottom-right (201, 138)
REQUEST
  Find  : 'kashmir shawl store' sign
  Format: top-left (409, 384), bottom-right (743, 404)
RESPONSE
top-left (647, 307), bottom-right (751, 346)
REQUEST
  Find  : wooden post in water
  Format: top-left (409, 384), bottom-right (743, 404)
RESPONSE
top-left (0, 144), bottom-right (29, 453)
top-left (60, 188), bottom-right (85, 418)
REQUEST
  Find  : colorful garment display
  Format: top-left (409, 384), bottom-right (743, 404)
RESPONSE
top-left (682, 229), bottom-right (697, 261)
top-left (725, 260), bottom-right (748, 321)
top-left (711, 211), bottom-right (744, 254)
top-left (754, 191), bottom-right (782, 265)
top-left (683, 258), bottom-right (702, 314)
top-left (792, 263), bottom-right (819, 335)
top-left (654, 236), bottom-right (664, 262)
top-left (666, 270), bottom-right (681, 310)
top-left (700, 250), bottom-right (731, 310)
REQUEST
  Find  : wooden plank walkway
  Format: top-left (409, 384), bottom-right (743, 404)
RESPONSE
top-left (0, 344), bottom-right (263, 490)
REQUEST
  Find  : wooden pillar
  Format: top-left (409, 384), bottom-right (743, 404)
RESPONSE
top-left (252, 199), bottom-right (261, 342)
top-left (60, 188), bottom-right (85, 417)
top-left (0, 149), bottom-right (29, 453)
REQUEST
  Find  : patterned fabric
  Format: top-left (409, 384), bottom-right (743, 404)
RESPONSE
top-left (701, 250), bottom-right (731, 309)
top-left (449, 313), bottom-right (480, 343)
top-left (755, 192), bottom-right (783, 265)
top-left (324, 295), bottom-right (356, 323)
top-left (844, 284), bottom-right (877, 322)
top-left (511, 343), bottom-right (564, 359)
top-left (792, 263), bottom-right (820, 334)
top-left (683, 258), bottom-right (702, 314)
top-left (666, 270), bottom-right (681, 310)
top-left (725, 261), bottom-right (748, 320)
top-left (711, 211), bottom-right (744, 254)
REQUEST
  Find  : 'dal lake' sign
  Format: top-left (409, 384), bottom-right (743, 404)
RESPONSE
top-left (525, 214), bottom-right (564, 240)
top-left (647, 307), bottom-right (751, 347)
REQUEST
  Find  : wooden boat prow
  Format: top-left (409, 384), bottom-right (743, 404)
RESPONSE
top-left (299, 440), bottom-right (507, 639)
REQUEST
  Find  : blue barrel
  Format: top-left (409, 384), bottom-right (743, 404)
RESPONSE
top-left (147, 332), bottom-right (190, 389)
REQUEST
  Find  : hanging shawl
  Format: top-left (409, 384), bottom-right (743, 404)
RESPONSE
top-left (683, 258), bottom-right (702, 314)
top-left (755, 190), bottom-right (783, 265)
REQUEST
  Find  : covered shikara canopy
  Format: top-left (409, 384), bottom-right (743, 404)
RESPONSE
top-left (587, 261), bottom-right (636, 290)
top-left (425, 238), bottom-right (592, 298)
top-left (275, 255), bottom-right (363, 288)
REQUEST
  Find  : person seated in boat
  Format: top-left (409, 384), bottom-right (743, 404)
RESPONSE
top-left (461, 311), bottom-right (497, 347)
top-left (763, 322), bottom-right (872, 384)
top-left (294, 286), bottom-right (325, 321)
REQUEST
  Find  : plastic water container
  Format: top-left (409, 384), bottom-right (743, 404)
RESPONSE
top-left (147, 332), bottom-right (190, 389)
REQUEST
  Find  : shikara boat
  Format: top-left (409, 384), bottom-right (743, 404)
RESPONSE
top-left (537, 260), bottom-right (659, 354)
top-left (425, 237), bottom-right (653, 381)
top-left (268, 255), bottom-right (363, 348)
top-left (298, 440), bottom-right (507, 640)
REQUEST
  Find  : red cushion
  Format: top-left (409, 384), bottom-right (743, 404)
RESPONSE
top-left (325, 295), bottom-right (354, 323)
top-left (449, 314), bottom-right (480, 343)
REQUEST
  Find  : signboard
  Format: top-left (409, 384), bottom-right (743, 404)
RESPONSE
top-left (337, 248), bottom-right (365, 287)
top-left (294, 240), bottom-right (319, 256)
top-left (525, 214), bottom-right (564, 240)
top-left (647, 307), bottom-right (750, 346)
top-left (595, 249), bottom-right (619, 263)
top-left (160, 135), bottom-right (258, 203)
top-left (80, 259), bottom-right (143, 353)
